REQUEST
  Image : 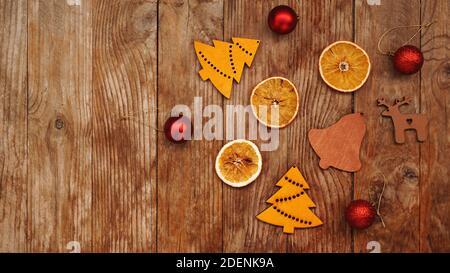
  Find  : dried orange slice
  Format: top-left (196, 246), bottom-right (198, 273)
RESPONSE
top-left (215, 139), bottom-right (262, 187)
top-left (319, 41), bottom-right (371, 92)
top-left (250, 77), bottom-right (299, 128)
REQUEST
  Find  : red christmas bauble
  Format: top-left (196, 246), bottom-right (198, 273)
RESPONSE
top-left (345, 200), bottom-right (376, 229)
top-left (392, 45), bottom-right (424, 75)
top-left (268, 5), bottom-right (298, 35)
top-left (164, 115), bottom-right (192, 143)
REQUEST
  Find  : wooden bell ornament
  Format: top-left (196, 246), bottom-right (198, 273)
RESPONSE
top-left (308, 113), bottom-right (366, 172)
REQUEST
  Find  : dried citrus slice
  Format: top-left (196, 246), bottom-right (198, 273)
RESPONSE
top-left (250, 77), bottom-right (299, 128)
top-left (215, 139), bottom-right (262, 187)
top-left (319, 41), bottom-right (371, 92)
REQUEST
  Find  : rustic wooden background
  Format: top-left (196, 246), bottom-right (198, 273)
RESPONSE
top-left (0, 0), bottom-right (448, 253)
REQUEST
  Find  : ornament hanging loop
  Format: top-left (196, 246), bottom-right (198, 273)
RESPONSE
top-left (376, 177), bottom-right (386, 228)
top-left (377, 21), bottom-right (436, 56)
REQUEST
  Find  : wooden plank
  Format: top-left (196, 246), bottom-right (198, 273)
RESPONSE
top-left (0, 0), bottom-right (446, 254)
top-left (0, 0), bottom-right (28, 252)
top-left (27, 0), bottom-right (92, 252)
top-left (354, 0), bottom-right (421, 252)
top-left (419, 0), bottom-right (450, 252)
top-left (91, 0), bottom-right (157, 252)
top-left (157, 0), bottom-right (223, 252)
top-left (222, 0), bottom-right (289, 252)
top-left (287, 0), bottom-right (354, 252)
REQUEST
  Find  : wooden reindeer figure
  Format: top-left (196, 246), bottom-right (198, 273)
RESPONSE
top-left (377, 97), bottom-right (428, 144)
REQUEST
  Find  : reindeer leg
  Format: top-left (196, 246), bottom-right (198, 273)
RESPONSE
top-left (395, 130), bottom-right (405, 144)
top-left (415, 116), bottom-right (428, 142)
top-left (417, 129), bottom-right (427, 142)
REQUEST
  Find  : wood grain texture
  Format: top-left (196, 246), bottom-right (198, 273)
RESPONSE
top-left (288, 0), bottom-right (354, 252)
top-left (28, 0), bottom-right (93, 252)
top-left (0, 0), bottom-right (28, 252)
top-left (354, 0), bottom-right (422, 252)
top-left (419, 0), bottom-right (449, 252)
top-left (157, 0), bottom-right (223, 252)
top-left (91, 0), bottom-right (157, 252)
top-left (223, 0), bottom-right (289, 252)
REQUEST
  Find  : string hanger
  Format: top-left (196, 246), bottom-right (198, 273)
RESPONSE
top-left (118, 108), bottom-right (168, 132)
top-left (377, 21), bottom-right (436, 56)
top-left (375, 177), bottom-right (386, 228)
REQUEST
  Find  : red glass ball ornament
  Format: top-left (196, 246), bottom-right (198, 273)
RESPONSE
top-left (268, 5), bottom-right (298, 35)
top-left (392, 45), bottom-right (424, 75)
top-left (164, 115), bottom-right (192, 143)
top-left (345, 200), bottom-right (376, 229)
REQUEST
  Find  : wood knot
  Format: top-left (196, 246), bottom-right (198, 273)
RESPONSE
top-left (446, 63), bottom-right (450, 74)
top-left (125, 2), bottom-right (157, 43)
top-left (402, 167), bottom-right (418, 184)
top-left (437, 61), bottom-right (450, 90)
top-left (170, 0), bottom-right (185, 7)
top-left (55, 118), bottom-right (65, 130)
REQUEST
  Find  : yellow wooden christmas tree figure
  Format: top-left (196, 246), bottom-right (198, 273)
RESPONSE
top-left (194, 37), bottom-right (260, 98)
top-left (257, 165), bottom-right (323, 234)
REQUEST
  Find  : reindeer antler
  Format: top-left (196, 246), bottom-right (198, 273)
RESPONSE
top-left (377, 98), bottom-right (390, 108)
top-left (394, 97), bottom-right (412, 107)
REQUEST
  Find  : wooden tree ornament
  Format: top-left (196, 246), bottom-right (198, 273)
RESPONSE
top-left (377, 97), bottom-right (428, 143)
top-left (194, 37), bottom-right (260, 98)
top-left (308, 113), bottom-right (366, 172)
top-left (256, 166), bottom-right (323, 234)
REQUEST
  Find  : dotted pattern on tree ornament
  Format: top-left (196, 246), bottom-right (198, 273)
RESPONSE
top-left (256, 165), bottom-right (323, 233)
top-left (198, 51), bottom-right (232, 79)
top-left (227, 42), bottom-right (257, 76)
top-left (194, 38), bottom-right (260, 98)
top-left (228, 45), bottom-right (236, 74)
top-left (274, 191), bottom-right (305, 203)
top-left (235, 42), bottom-right (255, 56)
top-left (283, 176), bottom-right (305, 188)
top-left (272, 187), bottom-right (311, 225)
top-left (272, 205), bottom-right (313, 226)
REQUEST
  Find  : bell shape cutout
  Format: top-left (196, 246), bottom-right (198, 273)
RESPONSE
top-left (308, 113), bottom-right (366, 172)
